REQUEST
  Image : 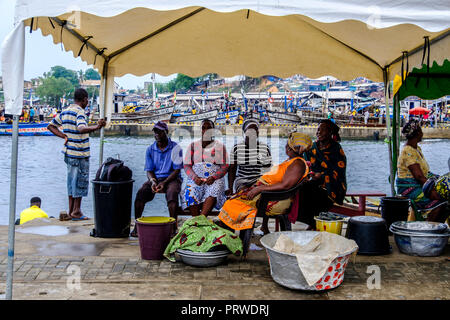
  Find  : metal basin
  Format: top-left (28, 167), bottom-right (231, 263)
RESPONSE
top-left (260, 231), bottom-right (357, 291)
top-left (390, 221), bottom-right (448, 234)
top-left (390, 225), bottom-right (450, 257)
top-left (176, 249), bottom-right (230, 267)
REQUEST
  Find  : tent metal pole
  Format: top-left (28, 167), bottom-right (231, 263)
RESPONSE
top-left (6, 115), bottom-right (19, 300)
top-left (99, 61), bottom-right (108, 166)
top-left (384, 69), bottom-right (395, 196)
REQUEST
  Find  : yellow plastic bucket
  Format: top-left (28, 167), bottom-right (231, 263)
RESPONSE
top-left (136, 216), bottom-right (175, 224)
top-left (314, 217), bottom-right (343, 235)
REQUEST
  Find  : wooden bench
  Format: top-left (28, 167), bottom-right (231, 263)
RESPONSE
top-left (329, 191), bottom-right (386, 217)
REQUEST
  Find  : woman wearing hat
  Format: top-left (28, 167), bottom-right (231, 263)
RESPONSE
top-left (299, 120), bottom-right (347, 228)
top-left (218, 132), bottom-right (311, 231)
top-left (396, 119), bottom-right (448, 221)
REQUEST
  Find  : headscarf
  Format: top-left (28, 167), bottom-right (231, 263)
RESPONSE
top-left (319, 119), bottom-right (341, 142)
top-left (288, 132), bottom-right (313, 153)
top-left (402, 119), bottom-right (421, 139)
top-left (242, 119), bottom-right (259, 132)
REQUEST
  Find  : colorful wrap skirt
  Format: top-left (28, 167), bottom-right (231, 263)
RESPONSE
top-left (218, 180), bottom-right (293, 231)
top-left (396, 173), bottom-right (447, 220)
top-left (182, 162), bottom-right (227, 210)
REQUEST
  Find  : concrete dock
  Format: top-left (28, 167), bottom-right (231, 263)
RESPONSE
top-left (0, 218), bottom-right (448, 300)
top-left (98, 123), bottom-right (450, 140)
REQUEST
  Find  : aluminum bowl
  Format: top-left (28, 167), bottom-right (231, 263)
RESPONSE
top-left (260, 231), bottom-right (357, 291)
top-left (390, 226), bottom-right (450, 257)
top-left (390, 221), bottom-right (448, 234)
top-left (176, 249), bottom-right (230, 267)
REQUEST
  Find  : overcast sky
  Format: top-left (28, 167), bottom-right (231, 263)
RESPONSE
top-left (0, 0), bottom-right (176, 89)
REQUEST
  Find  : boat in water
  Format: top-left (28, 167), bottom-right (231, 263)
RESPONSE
top-left (216, 110), bottom-right (240, 124)
top-left (0, 122), bottom-right (53, 136)
top-left (267, 110), bottom-right (301, 124)
top-left (110, 105), bottom-right (175, 123)
top-left (170, 109), bottom-right (218, 123)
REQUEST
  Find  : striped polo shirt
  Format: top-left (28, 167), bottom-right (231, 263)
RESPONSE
top-left (231, 142), bottom-right (272, 190)
top-left (50, 104), bottom-right (90, 158)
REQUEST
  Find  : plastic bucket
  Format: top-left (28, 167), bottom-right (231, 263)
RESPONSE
top-left (136, 216), bottom-right (176, 260)
top-left (314, 217), bottom-right (343, 235)
top-left (379, 197), bottom-right (410, 232)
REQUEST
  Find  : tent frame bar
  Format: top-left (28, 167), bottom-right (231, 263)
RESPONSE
top-left (387, 29), bottom-right (450, 68)
top-left (99, 60), bottom-right (109, 166)
top-left (108, 7), bottom-right (205, 60)
top-left (50, 17), bottom-right (109, 62)
top-left (383, 67), bottom-right (396, 196)
top-left (5, 115), bottom-right (19, 300)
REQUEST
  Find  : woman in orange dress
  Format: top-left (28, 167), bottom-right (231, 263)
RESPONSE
top-left (218, 132), bottom-right (312, 231)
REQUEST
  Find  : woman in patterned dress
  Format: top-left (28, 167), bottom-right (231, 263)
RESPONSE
top-left (182, 120), bottom-right (229, 216)
top-left (396, 120), bottom-right (448, 222)
top-left (299, 120), bottom-right (347, 228)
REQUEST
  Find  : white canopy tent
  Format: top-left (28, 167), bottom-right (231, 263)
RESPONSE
top-left (1, 0), bottom-right (449, 299)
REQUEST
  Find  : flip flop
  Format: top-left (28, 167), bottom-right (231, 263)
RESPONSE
top-left (71, 215), bottom-right (90, 221)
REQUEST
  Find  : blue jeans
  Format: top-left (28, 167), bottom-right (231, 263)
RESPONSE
top-left (64, 155), bottom-right (90, 198)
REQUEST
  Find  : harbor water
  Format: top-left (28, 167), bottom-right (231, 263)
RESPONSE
top-left (0, 135), bottom-right (449, 225)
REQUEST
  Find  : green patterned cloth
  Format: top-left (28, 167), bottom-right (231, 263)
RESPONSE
top-left (163, 215), bottom-right (243, 262)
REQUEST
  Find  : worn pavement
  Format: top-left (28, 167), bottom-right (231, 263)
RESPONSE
top-left (0, 217), bottom-right (448, 300)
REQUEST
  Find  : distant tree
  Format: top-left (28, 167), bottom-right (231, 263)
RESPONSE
top-left (78, 70), bottom-right (84, 83)
top-left (84, 68), bottom-right (101, 80)
top-left (86, 86), bottom-right (99, 101)
top-left (173, 74), bottom-right (196, 92)
top-left (49, 66), bottom-right (79, 87)
top-left (36, 76), bottom-right (74, 108)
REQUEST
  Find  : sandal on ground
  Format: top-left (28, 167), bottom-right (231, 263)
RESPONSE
top-left (71, 214), bottom-right (90, 221)
top-left (59, 212), bottom-right (71, 221)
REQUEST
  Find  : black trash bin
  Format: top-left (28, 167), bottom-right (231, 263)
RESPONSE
top-left (379, 196), bottom-right (410, 232)
top-left (91, 179), bottom-right (134, 238)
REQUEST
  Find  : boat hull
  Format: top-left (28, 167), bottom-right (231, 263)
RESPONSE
top-left (170, 110), bottom-right (218, 123)
top-left (268, 111), bottom-right (300, 124)
top-left (110, 106), bottom-right (174, 122)
top-left (216, 110), bottom-right (240, 124)
top-left (0, 122), bottom-right (53, 136)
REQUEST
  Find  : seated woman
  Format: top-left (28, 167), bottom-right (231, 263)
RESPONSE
top-left (218, 132), bottom-right (312, 231)
top-left (227, 119), bottom-right (273, 233)
top-left (183, 119), bottom-right (229, 216)
top-left (299, 120), bottom-right (347, 228)
top-left (396, 120), bottom-right (448, 222)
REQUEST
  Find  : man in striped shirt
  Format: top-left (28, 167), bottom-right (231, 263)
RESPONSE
top-left (227, 119), bottom-right (272, 233)
top-left (48, 88), bottom-right (105, 221)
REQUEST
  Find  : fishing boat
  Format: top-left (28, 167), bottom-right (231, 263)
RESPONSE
top-left (267, 110), bottom-right (301, 124)
top-left (216, 110), bottom-right (240, 124)
top-left (110, 105), bottom-right (175, 123)
top-left (170, 109), bottom-right (218, 123)
top-left (0, 122), bottom-right (53, 136)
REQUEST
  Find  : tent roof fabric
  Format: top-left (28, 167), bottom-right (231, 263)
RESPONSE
top-left (3, 1), bottom-right (450, 116)
top-left (394, 59), bottom-right (450, 101)
top-left (13, 1), bottom-right (450, 81)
